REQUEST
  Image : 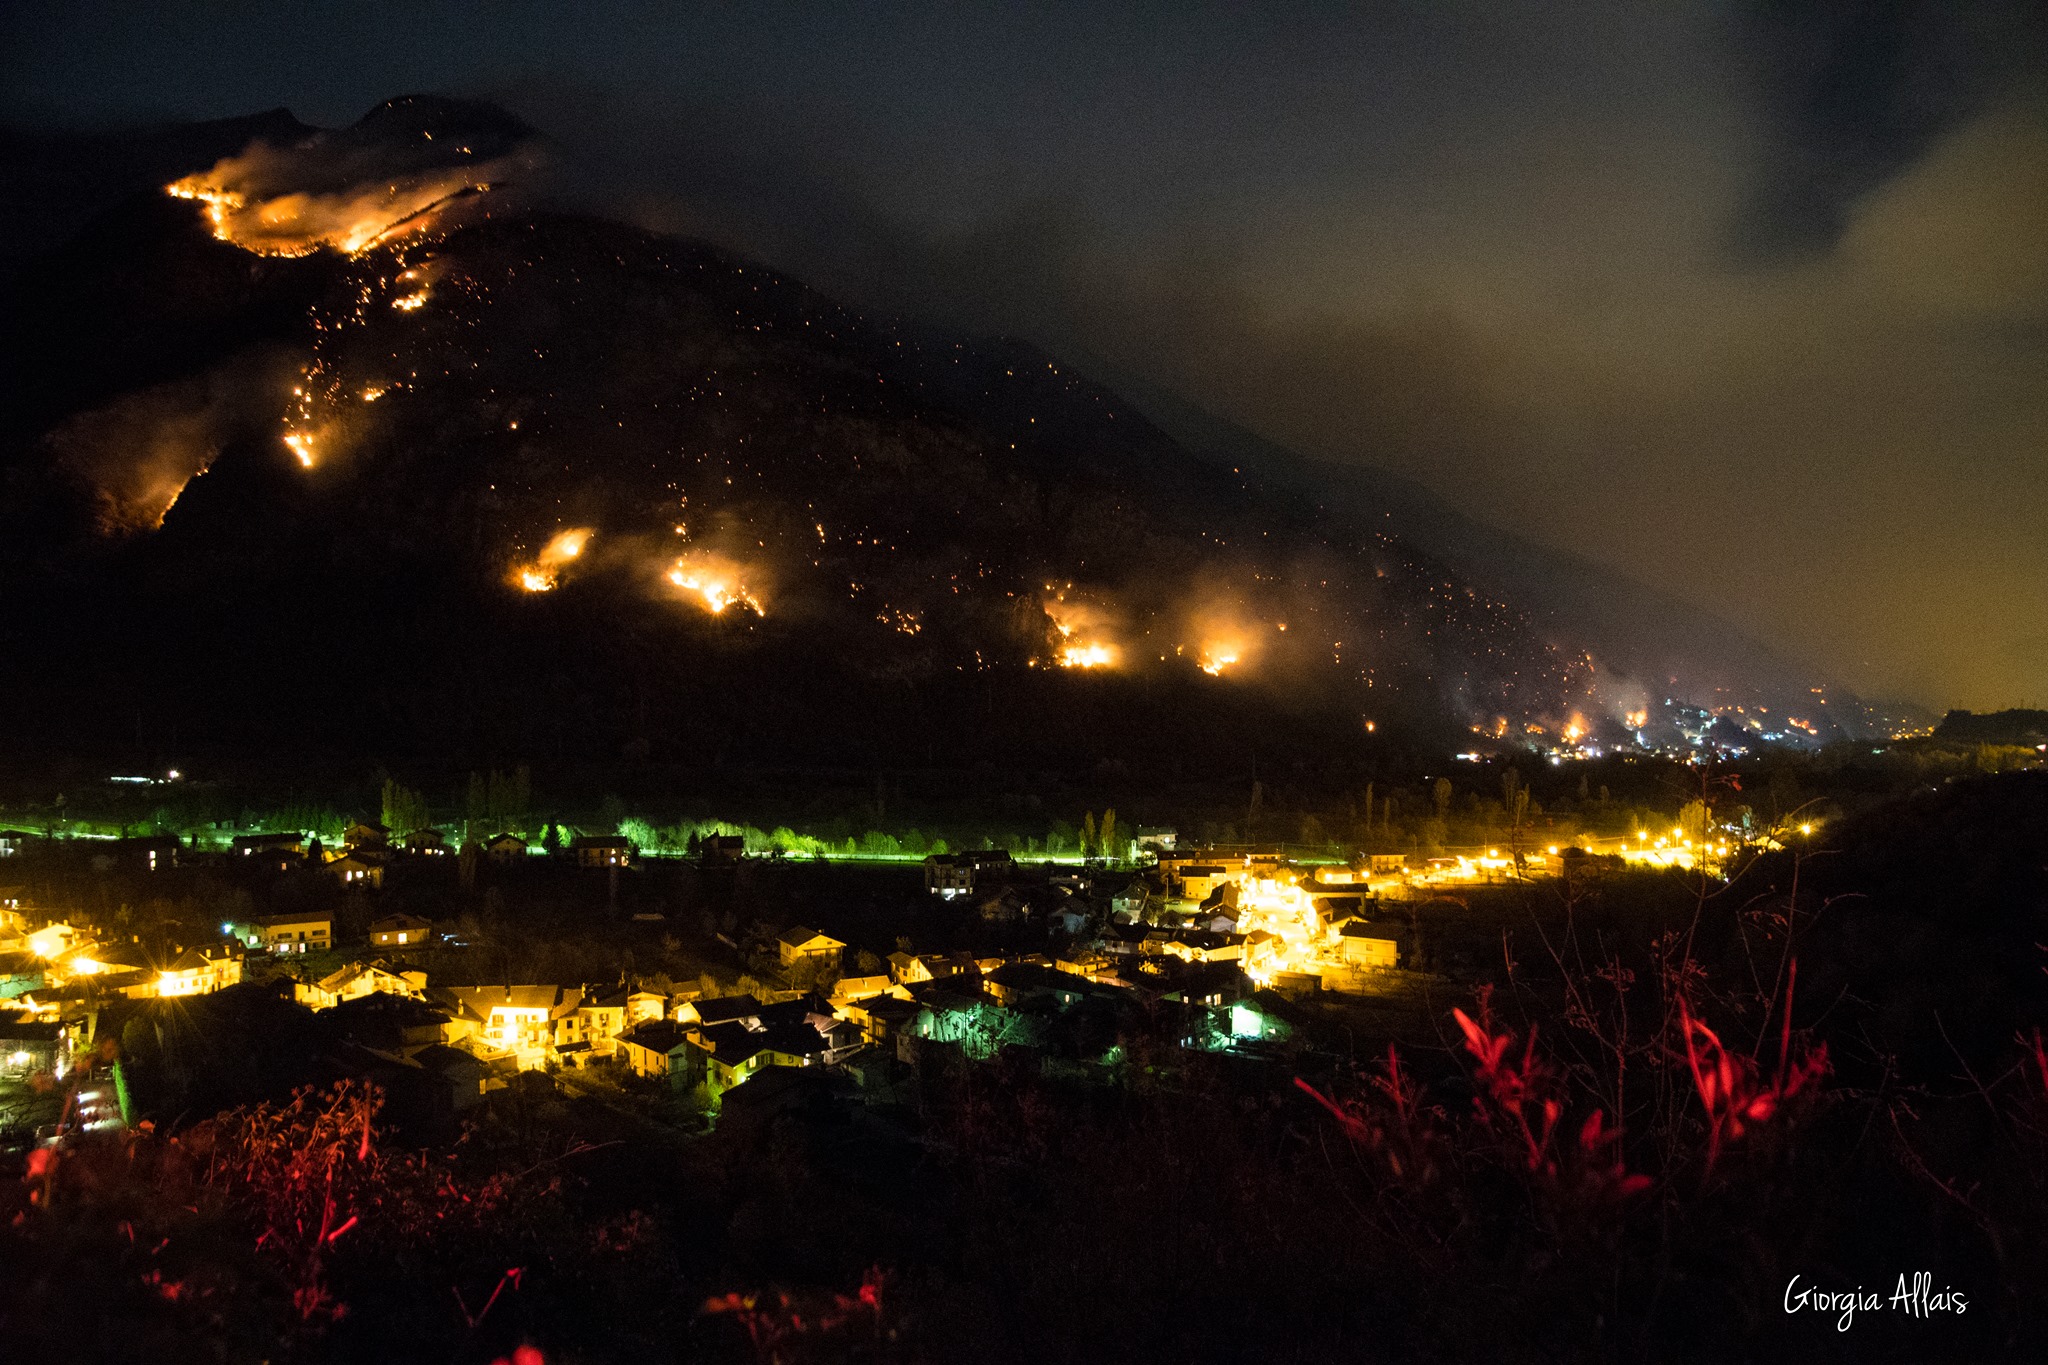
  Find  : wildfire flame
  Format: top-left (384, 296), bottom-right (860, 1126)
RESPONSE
top-left (1045, 591), bottom-right (1118, 669)
top-left (668, 552), bottom-right (764, 616)
top-left (1059, 642), bottom-right (1117, 669)
top-left (1197, 643), bottom-right (1242, 676)
top-left (511, 528), bottom-right (593, 593)
top-left (165, 162), bottom-right (494, 258)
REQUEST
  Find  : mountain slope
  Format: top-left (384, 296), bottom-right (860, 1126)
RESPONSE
top-left (0, 97), bottom-right (1867, 775)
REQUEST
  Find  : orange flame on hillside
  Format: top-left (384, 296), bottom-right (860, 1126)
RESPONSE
top-left (1060, 642), bottom-right (1117, 669)
top-left (1197, 641), bottom-right (1244, 676)
top-left (668, 552), bottom-right (764, 616)
top-left (1045, 590), bottom-right (1118, 669)
top-left (166, 159), bottom-right (493, 258)
top-left (511, 528), bottom-right (593, 593)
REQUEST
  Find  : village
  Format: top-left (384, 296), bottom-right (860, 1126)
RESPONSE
top-left (0, 810), bottom-right (1643, 1145)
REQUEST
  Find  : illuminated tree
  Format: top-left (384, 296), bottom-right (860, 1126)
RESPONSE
top-left (380, 778), bottom-right (431, 835)
top-left (1424, 777), bottom-right (1453, 854)
top-left (1502, 770), bottom-right (1530, 868)
top-left (1679, 798), bottom-right (1711, 848)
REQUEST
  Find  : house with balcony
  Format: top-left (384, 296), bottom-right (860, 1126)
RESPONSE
top-left (430, 985), bottom-right (580, 1069)
top-left (250, 912), bottom-right (332, 955)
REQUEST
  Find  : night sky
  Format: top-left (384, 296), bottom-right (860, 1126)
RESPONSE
top-left (6, 1), bottom-right (2043, 709)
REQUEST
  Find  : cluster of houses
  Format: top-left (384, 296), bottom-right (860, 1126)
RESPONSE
top-left (268, 929), bottom-right (868, 1111)
top-left (924, 846), bottom-right (1416, 995)
top-left (2, 829), bottom-right (1442, 1128)
top-left (0, 888), bottom-right (454, 1084)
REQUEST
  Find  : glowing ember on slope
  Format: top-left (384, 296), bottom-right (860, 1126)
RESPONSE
top-left (511, 528), bottom-right (593, 592)
top-left (668, 552), bottom-right (764, 616)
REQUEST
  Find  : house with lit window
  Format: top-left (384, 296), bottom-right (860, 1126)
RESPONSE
top-left (114, 834), bottom-right (184, 873)
top-left (1338, 919), bottom-right (1406, 969)
top-left (156, 943), bottom-right (245, 997)
top-left (776, 926), bottom-right (845, 974)
top-left (250, 912), bottom-right (332, 955)
top-left (327, 852), bottom-right (386, 889)
top-left (568, 835), bottom-right (633, 869)
top-left (403, 828), bottom-right (449, 856)
top-left (923, 848), bottom-right (1016, 898)
top-left (342, 821), bottom-right (390, 850)
top-left (232, 832), bottom-right (304, 858)
top-left (430, 984), bottom-right (579, 1069)
top-left (0, 1017), bottom-right (62, 1079)
top-left (625, 988), bottom-right (669, 1026)
top-left (369, 912), bottom-right (434, 948)
top-left (839, 992), bottom-right (921, 1047)
top-left (681, 1022), bottom-right (772, 1097)
top-left (887, 951), bottom-right (971, 986)
top-left (618, 1019), bottom-right (694, 1086)
top-left (297, 960), bottom-right (427, 1010)
top-left (575, 987), bottom-right (631, 1057)
top-left (485, 833), bottom-right (528, 863)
